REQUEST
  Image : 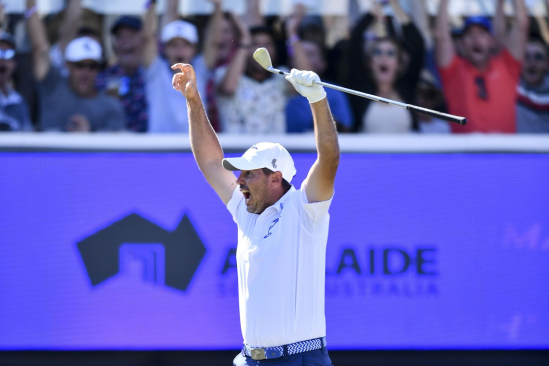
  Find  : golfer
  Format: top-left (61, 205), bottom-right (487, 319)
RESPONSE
top-left (172, 62), bottom-right (339, 366)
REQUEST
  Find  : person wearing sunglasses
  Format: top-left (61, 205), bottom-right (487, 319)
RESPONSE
top-left (435, 0), bottom-right (529, 133)
top-left (516, 37), bottom-right (549, 133)
top-left (0, 33), bottom-right (33, 132)
top-left (25, 0), bottom-right (125, 132)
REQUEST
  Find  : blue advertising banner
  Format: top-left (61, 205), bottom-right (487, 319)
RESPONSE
top-left (0, 152), bottom-right (548, 350)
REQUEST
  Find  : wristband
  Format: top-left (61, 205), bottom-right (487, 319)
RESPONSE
top-left (239, 43), bottom-right (251, 48)
top-left (24, 5), bottom-right (37, 19)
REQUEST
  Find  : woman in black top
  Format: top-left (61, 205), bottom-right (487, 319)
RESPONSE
top-left (345, 1), bottom-right (424, 132)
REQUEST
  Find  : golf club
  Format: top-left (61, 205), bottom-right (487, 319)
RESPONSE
top-left (253, 47), bottom-right (467, 126)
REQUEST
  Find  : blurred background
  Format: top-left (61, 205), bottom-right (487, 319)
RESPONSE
top-left (0, 0), bottom-right (548, 365)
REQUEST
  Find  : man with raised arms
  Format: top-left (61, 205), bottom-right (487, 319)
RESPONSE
top-left (172, 62), bottom-right (339, 366)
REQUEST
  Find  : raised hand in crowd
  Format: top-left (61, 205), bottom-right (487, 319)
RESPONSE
top-left (285, 3), bottom-right (312, 72)
top-left (53, 0), bottom-right (84, 74)
top-left (203, 0), bottom-right (225, 70)
top-left (216, 12), bottom-right (252, 97)
top-left (243, 0), bottom-right (265, 27)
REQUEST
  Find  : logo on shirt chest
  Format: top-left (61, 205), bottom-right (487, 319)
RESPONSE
top-left (264, 218), bottom-right (279, 239)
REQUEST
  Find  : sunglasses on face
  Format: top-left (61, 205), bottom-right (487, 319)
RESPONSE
top-left (525, 52), bottom-right (547, 62)
top-left (73, 62), bottom-right (100, 70)
top-left (0, 49), bottom-right (15, 60)
top-left (372, 48), bottom-right (397, 58)
top-left (475, 76), bottom-right (488, 100)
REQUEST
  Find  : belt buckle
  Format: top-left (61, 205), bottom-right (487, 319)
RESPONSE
top-left (250, 348), bottom-right (266, 360)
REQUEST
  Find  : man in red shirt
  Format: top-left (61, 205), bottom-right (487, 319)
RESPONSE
top-left (435, 0), bottom-right (529, 133)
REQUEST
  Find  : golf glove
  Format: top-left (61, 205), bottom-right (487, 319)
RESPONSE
top-left (286, 69), bottom-right (327, 104)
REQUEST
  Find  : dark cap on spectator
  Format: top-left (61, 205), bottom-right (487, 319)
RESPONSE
top-left (463, 16), bottom-right (492, 34)
top-left (111, 16), bottom-right (143, 34)
top-left (0, 32), bottom-right (16, 49)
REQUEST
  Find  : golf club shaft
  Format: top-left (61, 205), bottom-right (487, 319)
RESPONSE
top-left (267, 67), bottom-right (467, 126)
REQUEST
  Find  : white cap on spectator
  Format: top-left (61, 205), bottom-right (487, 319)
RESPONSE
top-left (65, 37), bottom-right (102, 62)
top-left (222, 142), bottom-right (297, 183)
top-left (161, 20), bottom-right (198, 44)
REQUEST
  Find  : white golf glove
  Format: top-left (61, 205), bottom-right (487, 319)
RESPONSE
top-left (286, 68), bottom-right (327, 104)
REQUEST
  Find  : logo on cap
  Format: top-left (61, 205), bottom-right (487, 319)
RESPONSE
top-left (272, 159), bottom-right (277, 169)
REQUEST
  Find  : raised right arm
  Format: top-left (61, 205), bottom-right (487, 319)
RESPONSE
top-left (26, 0), bottom-right (51, 81)
top-left (161, 0), bottom-right (180, 30)
top-left (203, 0), bottom-right (224, 70)
top-left (434, 0), bottom-right (455, 68)
top-left (493, 0), bottom-right (506, 53)
top-left (171, 63), bottom-right (237, 204)
top-left (243, 0), bottom-right (264, 27)
top-left (58, 0), bottom-right (82, 54)
top-left (217, 13), bottom-right (251, 95)
top-left (142, 0), bottom-right (158, 67)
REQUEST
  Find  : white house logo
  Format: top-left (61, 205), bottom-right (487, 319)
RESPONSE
top-left (77, 213), bottom-right (206, 292)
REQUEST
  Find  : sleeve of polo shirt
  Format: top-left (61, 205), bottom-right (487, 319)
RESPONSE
top-left (226, 186), bottom-right (244, 223)
top-left (298, 185), bottom-right (334, 230)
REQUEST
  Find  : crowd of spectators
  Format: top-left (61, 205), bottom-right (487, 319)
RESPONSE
top-left (0, 0), bottom-right (547, 134)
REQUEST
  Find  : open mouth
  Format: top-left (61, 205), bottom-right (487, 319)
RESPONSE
top-left (471, 46), bottom-right (483, 56)
top-left (0, 66), bottom-right (7, 74)
top-left (241, 188), bottom-right (252, 205)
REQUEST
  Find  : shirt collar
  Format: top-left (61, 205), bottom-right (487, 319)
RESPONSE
top-left (261, 185), bottom-right (295, 216)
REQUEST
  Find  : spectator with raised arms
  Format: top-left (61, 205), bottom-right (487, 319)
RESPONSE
top-left (144, 0), bottom-right (219, 133)
top-left (25, 0), bottom-right (124, 132)
top-left (516, 0), bottom-right (549, 133)
top-left (436, 0), bottom-right (529, 133)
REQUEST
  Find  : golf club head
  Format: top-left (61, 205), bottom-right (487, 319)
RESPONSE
top-left (253, 47), bottom-right (272, 70)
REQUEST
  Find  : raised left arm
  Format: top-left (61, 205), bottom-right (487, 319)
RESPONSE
top-left (285, 4), bottom-right (311, 72)
top-left (143, 0), bottom-right (158, 68)
top-left (305, 99), bottom-right (340, 202)
top-left (505, 0), bottom-right (529, 61)
top-left (286, 69), bottom-right (339, 203)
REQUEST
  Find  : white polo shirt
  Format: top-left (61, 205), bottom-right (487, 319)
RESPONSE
top-left (227, 184), bottom-right (333, 348)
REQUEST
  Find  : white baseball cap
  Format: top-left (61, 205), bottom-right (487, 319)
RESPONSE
top-left (161, 20), bottom-right (198, 44)
top-left (223, 142), bottom-right (297, 183)
top-left (65, 37), bottom-right (102, 62)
